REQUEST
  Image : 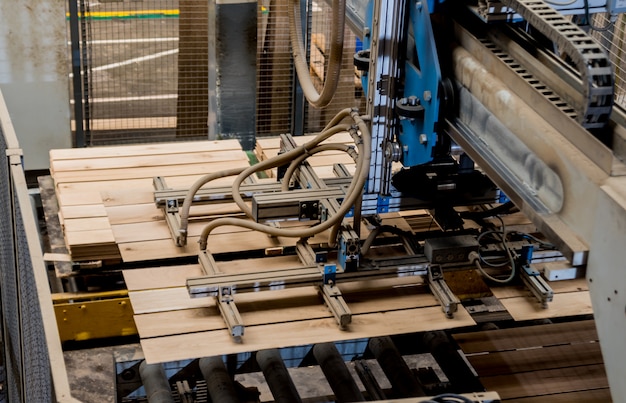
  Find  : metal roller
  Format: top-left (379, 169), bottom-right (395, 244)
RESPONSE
top-left (368, 336), bottom-right (426, 397)
top-left (256, 349), bottom-right (302, 403)
top-left (312, 343), bottom-right (365, 402)
top-left (199, 356), bottom-right (240, 403)
top-left (138, 361), bottom-right (175, 403)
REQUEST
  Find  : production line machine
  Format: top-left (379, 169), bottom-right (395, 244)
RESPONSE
top-left (150, 0), bottom-right (626, 400)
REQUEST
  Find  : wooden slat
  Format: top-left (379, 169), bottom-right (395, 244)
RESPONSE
top-left (504, 388), bottom-right (611, 403)
top-left (500, 291), bottom-right (593, 321)
top-left (454, 320), bottom-right (598, 353)
top-left (466, 342), bottom-right (604, 377)
top-left (491, 277), bottom-right (588, 299)
top-left (480, 364), bottom-right (608, 400)
top-left (140, 305), bottom-right (474, 364)
top-left (49, 139), bottom-right (242, 160)
top-left (51, 149), bottom-right (248, 173)
top-left (52, 160), bottom-right (250, 184)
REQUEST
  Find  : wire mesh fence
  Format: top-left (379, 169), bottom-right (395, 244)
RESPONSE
top-left (69, 1), bottom-right (626, 147)
top-left (70, 0), bottom-right (364, 146)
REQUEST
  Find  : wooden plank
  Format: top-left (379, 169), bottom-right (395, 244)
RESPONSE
top-left (466, 342), bottom-right (604, 377)
top-left (491, 278), bottom-right (588, 299)
top-left (49, 140), bottom-right (242, 160)
top-left (480, 364), bottom-right (608, 400)
top-left (59, 204), bottom-right (108, 219)
top-left (134, 282), bottom-right (433, 338)
top-left (51, 149), bottom-right (248, 173)
top-left (63, 217), bottom-right (112, 232)
top-left (140, 305), bottom-right (474, 364)
top-left (129, 274), bottom-right (428, 314)
top-left (124, 264), bottom-right (205, 291)
top-left (52, 160), bottom-right (251, 184)
top-left (500, 291), bottom-right (593, 321)
top-left (105, 202), bottom-right (245, 226)
top-left (504, 388), bottom-right (611, 403)
top-left (65, 229), bottom-right (116, 246)
top-left (123, 256), bottom-right (301, 291)
top-left (454, 320), bottom-right (598, 353)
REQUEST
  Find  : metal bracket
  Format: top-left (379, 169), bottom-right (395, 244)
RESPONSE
top-left (216, 286), bottom-right (244, 340)
top-left (320, 283), bottom-right (352, 329)
top-left (520, 265), bottom-right (554, 309)
top-left (427, 264), bottom-right (460, 318)
top-left (338, 228), bottom-right (361, 272)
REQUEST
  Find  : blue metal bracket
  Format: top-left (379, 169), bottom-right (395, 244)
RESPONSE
top-left (398, 0), bottom-right (442, 167)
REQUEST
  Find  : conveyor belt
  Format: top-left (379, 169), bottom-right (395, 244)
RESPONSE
top-left (500, 0), bottom-right (614, 129)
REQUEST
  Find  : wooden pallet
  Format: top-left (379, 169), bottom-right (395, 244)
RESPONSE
top-left (454, 320), bottom-right (610, 402)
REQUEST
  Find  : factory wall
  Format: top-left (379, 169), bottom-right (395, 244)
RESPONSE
top-left (0, 0), bottom-right (72, 170)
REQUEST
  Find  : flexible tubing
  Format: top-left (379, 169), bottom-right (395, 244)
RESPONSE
top-left (280, 143), bottom-right (359, 192)
top-left (199, 112), bottom-right (370, 249)
top-left (178, 166), bottom-right (247, 242)
top-left (289, 0), bottom-right (346, 108)
top-left (231, 121), bottom-right (354, 216)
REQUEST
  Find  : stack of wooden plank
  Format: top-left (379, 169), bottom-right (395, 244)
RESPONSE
top-left (454, 320), bottom-right (610, 402)
top-left (49, 140), bottom-right (250, 262)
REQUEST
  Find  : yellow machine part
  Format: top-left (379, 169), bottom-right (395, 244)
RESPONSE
top-left (53, 290), bottom-right (137, 342)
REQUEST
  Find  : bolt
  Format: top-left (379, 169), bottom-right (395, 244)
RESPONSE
top-left (419, 133), bottom-right (428, 144)
top-left (423, 90), bottom-right (432, 102)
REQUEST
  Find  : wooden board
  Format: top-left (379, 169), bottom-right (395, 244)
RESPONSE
top-left (455, 320), bottom-right (608, 401)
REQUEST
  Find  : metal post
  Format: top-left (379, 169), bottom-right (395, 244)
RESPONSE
top-left (199, 356), bottom-right (240, 403)
top-left (368, 336), bottom-right (426, 397)
top-left (67, 0), bottom-right (85, 147)
top-left (256, 349), bottom-right (302, 403)
top-left (138, 361), bottom-right (175, 403)
top-left (312, 343), bottom-right (365, 402)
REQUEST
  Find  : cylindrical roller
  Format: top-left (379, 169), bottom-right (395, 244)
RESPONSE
top-left (313, 343), bottom-right (365, 402)
top-left (199, 356), bottom-right (240, 403)
top-left (139, 361), bottom-right (175, 403)
top-left (421, 331), bottom-right (483, 393)
top-left (256, 349), bottom-right (302, 403)
top-left (368, 336), bottom-right (426, 398)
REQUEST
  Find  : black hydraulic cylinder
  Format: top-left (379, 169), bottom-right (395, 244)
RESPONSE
top-left (421, 331), bottom-right (483, 393)
top-left (256, 349), bottom-right (302, 403)
top-left (199, 356), bottom-right (240, 403)
top-left (139, 361), bottom-right (175, 403)
top-left (368, 336), bottom-right (427, 398)
top-left (312, 342), bottom-right (365, 402)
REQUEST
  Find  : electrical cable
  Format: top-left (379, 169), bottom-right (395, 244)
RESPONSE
top-left (289, 0), bottom-right (346, 107)
top-left (198, 110), bottom-right (370, 250)
top-left (471, 217), bottom-right (517, 284)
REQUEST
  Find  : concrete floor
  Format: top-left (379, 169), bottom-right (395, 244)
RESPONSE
top-left (64, 345), bottom-right (137, 403)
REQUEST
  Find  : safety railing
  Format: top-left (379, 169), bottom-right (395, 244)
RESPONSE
top-left (0, 89), bottom-right (79, 402)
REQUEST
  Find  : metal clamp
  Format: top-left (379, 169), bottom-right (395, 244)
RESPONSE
top-left (520, 265), bottom-right (554, 309)
top-left (427, 264), bottom-right (460, 318)
top-left (216, 286), bottom-right (244, 340)
top-left (320, 284), bottom-right (352, 329)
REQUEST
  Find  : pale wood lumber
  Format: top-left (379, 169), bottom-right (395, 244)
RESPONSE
top-left (490, 277), bottom-right (588, 299)
top-left (49, 140), bottom-right (242, 160)
top-left (140, 305), bottom-right (474, 363)
top-left (51, 149), bottom-right (248, 173)
top-left (500, 291), bottom-right (593, 321)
